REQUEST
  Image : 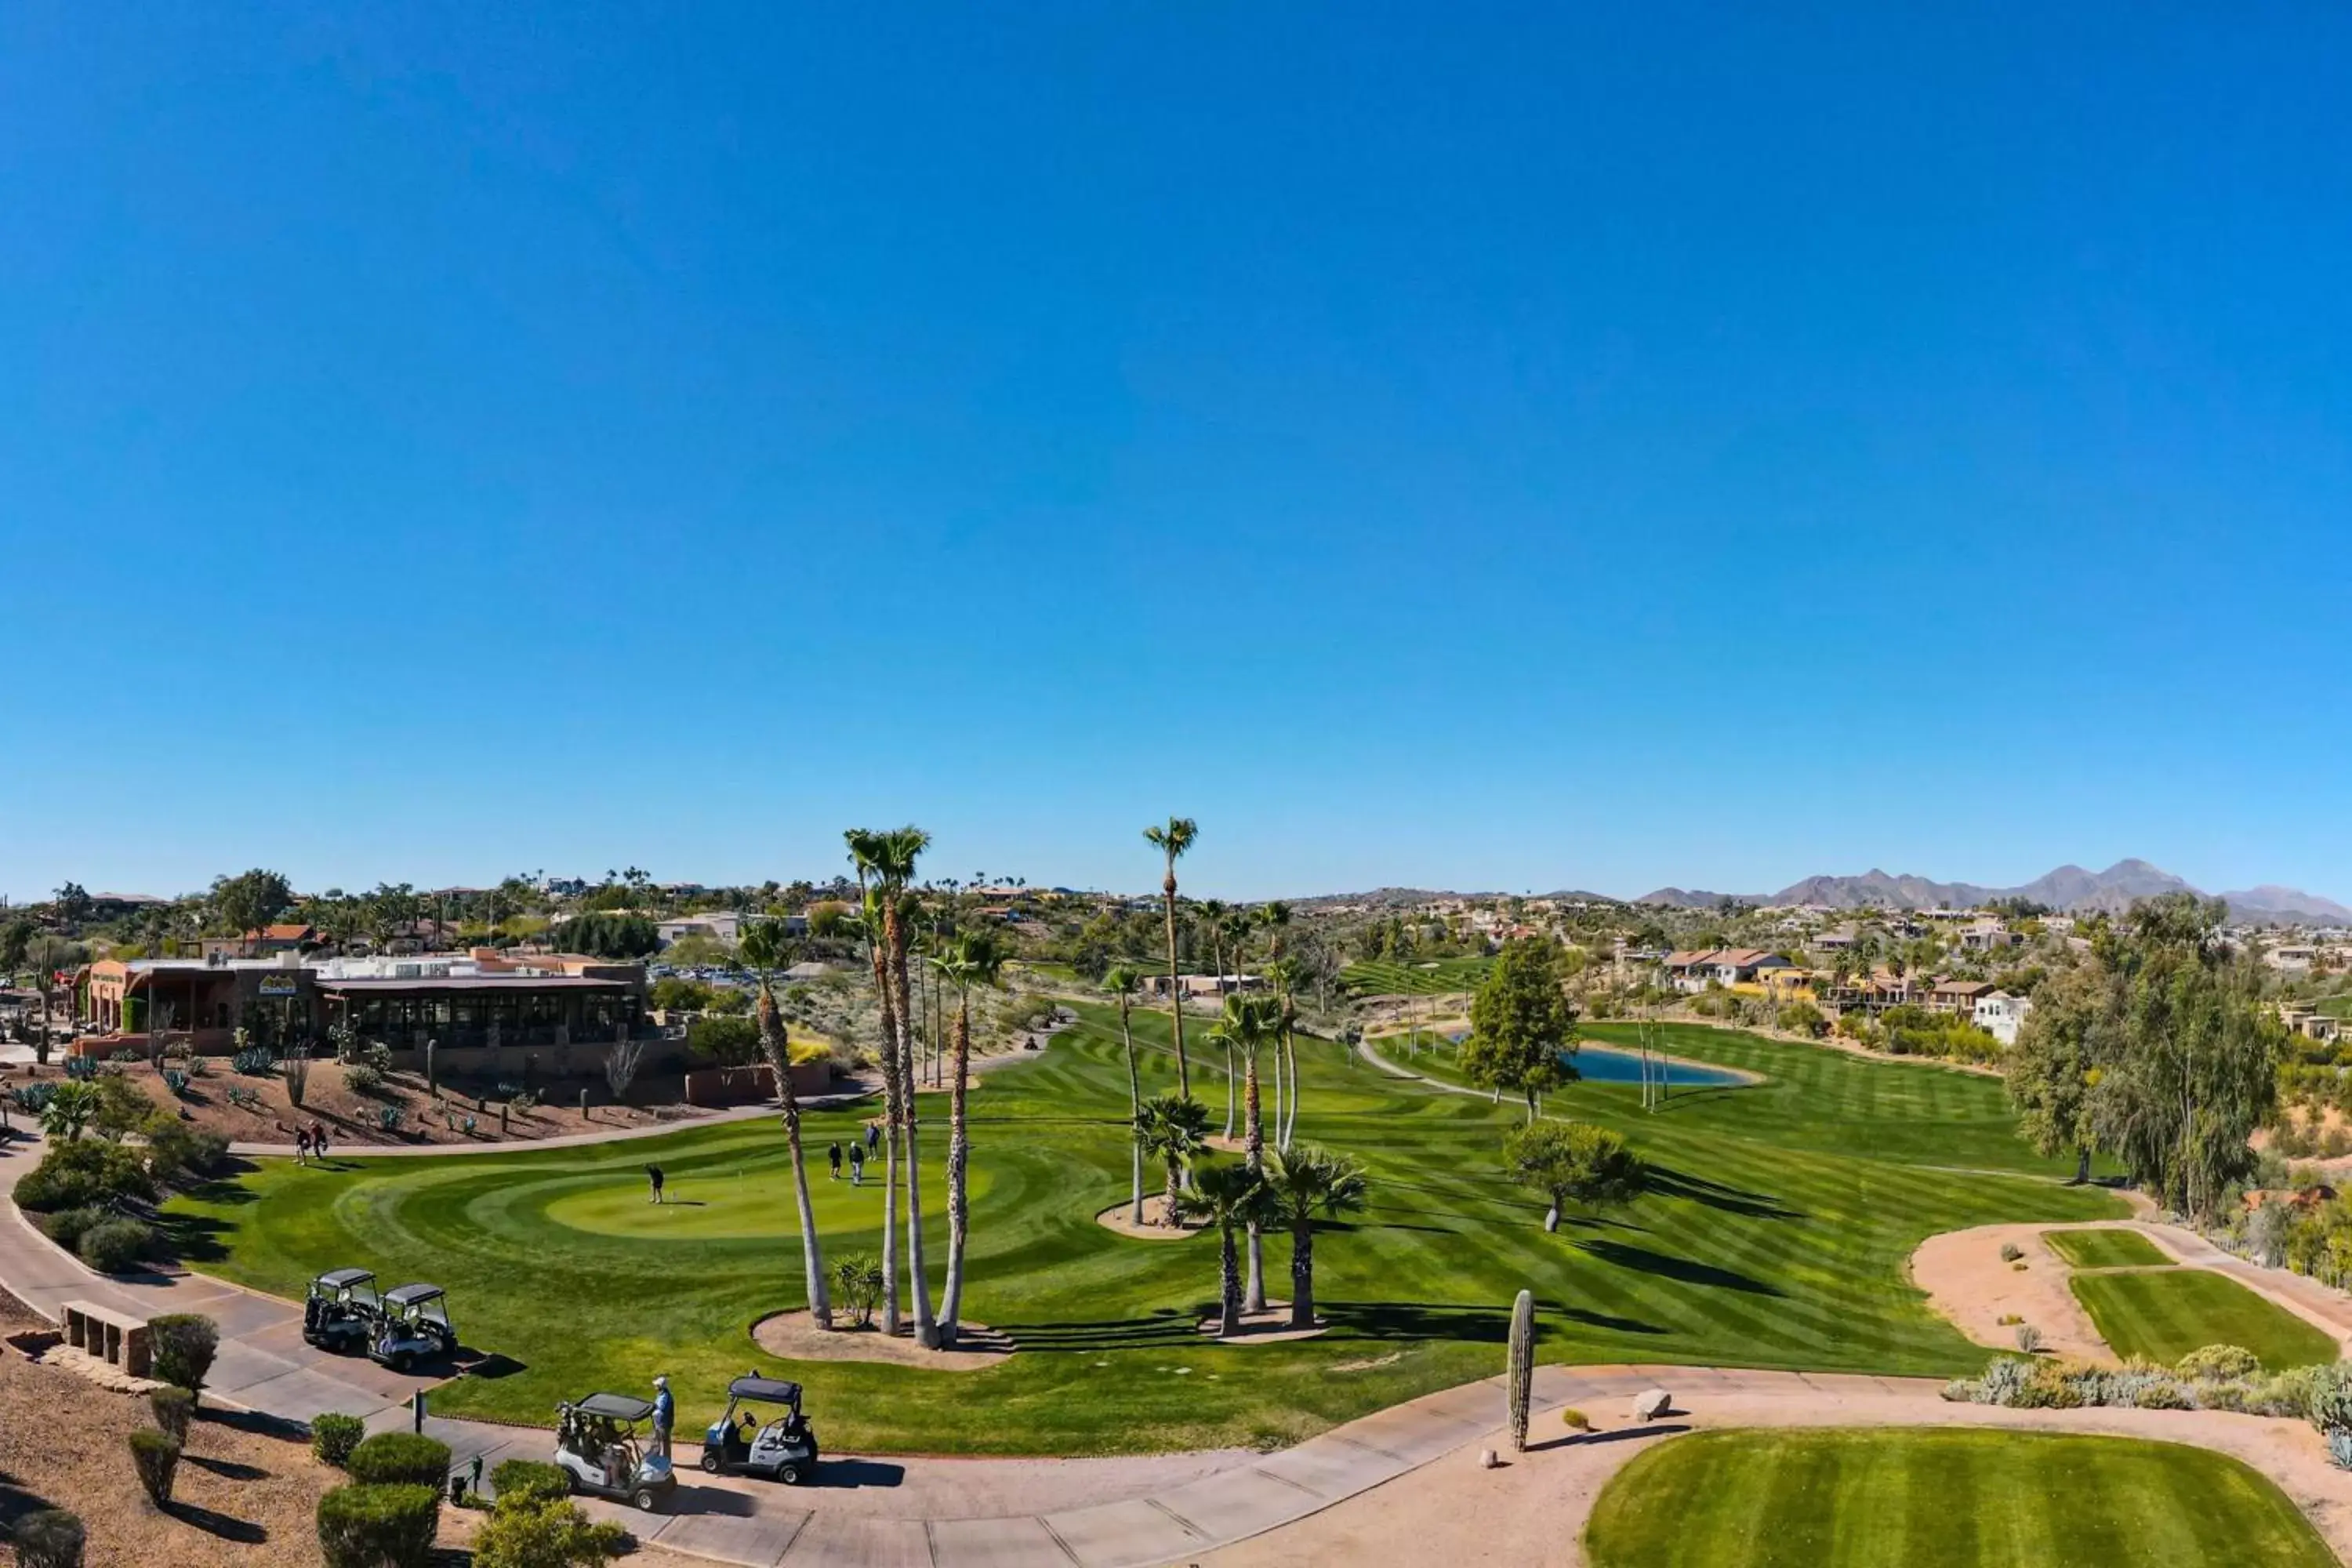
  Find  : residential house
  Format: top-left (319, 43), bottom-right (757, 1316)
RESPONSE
top-left (1973, 990), bottom-right (2032, 1047)
top-left (1958, 920), bottom-right (2020, 952)
top-left (1663, 949), bottom-right (1791, 995)
top-left (1138, 973), bottom-right (1262, 1000)
top-left (657, 912), bottom-right (753, 946)
top-left (1926, 978), bottom-right (1998, 1017)
top-left (198, 924), bottom-right (317, 961)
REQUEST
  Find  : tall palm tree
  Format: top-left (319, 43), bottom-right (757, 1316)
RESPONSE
top-left (1200, 898), bottom-right (1235, 1137)
top-left (1133, 1092), bottom-right (1210, 1227)
top-left (844, 833), bottom-right (906, 1336)
top-left (1220, 992), bottom-right (1282, 1311)
top-left (1105, 965), bottom-right (1147, 1225)
top-left (934, 931), bottom-right (1003, 1347)
top-left (871, 828), bottom-right (938, 1348)
top-left (1262, 1144), bottom-right (1368, 1329)
top-left (1142, 818), bottom-right (1198, 1097)
top-left (742, 920), bottom-right (829, 1329)
top-left (1173, 1161), bottom-right (1278, 1338)
top-left (1258, 902), bottom-right (1297, 1148)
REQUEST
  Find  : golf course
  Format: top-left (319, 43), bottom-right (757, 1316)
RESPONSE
top-left (161, 1009), bottom-right (2127, 1454)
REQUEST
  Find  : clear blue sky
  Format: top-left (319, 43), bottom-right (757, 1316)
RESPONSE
top-left (5, 3), bottom-right (2347, 903)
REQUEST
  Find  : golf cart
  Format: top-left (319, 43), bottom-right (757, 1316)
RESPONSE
top-left (554, 1393), bottom-right (677, 1512)
top-left (303, 1268), bottom-right (381, 1353)
top-left (700, 1374), bottom-right (818, 1483)
top-left (368, 1283), bottom-right (457, 1372)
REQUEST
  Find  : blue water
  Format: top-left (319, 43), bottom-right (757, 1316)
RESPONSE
top-left (1439, 1033), bottom-right (1745, 1088)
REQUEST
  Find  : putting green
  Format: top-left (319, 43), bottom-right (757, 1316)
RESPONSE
top-left (1584, 1427), bottom-right (2336, 1566)
top-left (546, 1163), bottom-right (998, 1240)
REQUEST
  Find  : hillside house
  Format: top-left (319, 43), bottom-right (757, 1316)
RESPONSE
top-left (1973, 990), bottom-right (2032, 1046)
top-left (1927, 978), bottom-right (1998, 1017)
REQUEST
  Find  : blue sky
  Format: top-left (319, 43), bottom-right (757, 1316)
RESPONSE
top-left (5, 3), bottom-right (2348, 903)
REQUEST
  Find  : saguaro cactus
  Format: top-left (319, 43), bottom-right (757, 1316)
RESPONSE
top-left (424, 1039), bottom-right (437, 1094)
top-left (1507, 1288), bottom-right (1535, 1451)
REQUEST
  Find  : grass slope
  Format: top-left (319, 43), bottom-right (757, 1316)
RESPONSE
top-left (2042, 1229), bottom-right (2171, 1270)
top-left (162, 1008), bottom-right (2120, 1455)
top-left (1584, 1428), bottom-right (2336, 1568)
top-left (2070, 1270), bottom-right (2339, 1370)
top-left (1339, 956), bottom-right (1492, 996)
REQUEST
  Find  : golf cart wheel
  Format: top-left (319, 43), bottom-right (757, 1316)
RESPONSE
top-left (633, 1487), bottom-right (659, 1512)
top-left (390, 1352), bottom-right (412, 1374)
top-left (778, 1464), bottom-right (800, 1486)
top-left (699, 1452), bottom-right (721, 1474)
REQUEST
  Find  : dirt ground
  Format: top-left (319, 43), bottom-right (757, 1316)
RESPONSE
top-left (0, 1287), bottom-right (702, 1566)
top-left (1908, 1221), bottom-right (2123, 1362)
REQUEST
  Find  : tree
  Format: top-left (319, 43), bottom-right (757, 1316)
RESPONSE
top-left (2006, 960), bottom-right (2109, 1184)
top-left (1105, 966), bottom-right (1148, 1225)
top-left (1503, 1120), bottom-right (1645, 1232)
top-left (1257, 902), bottom-right (1298, 1148)
top-left (1143, 818), bottom-right (1198, 1096)
top-left (40, 1080), bottom-right (100, 1143)
top-left (1218, 993), bottom-right (1283, 1311)
top-left (1133, 1093), bottom-right (1211, 1227)
top-left (845, 826), bottom-right (936, 1345)
top-left (25, 934), bottom-right (82, 1066)
top-left (935, 931), bottom-right (1004, 1346)
top-left (741, 920), bottom-right (829, 1330)
top-left (1463, 938), bottom-right (1580, 1120)
top-left (209, 869), bottom-right (293, 954)
top-left (1171, 1161), bottom-right (1277, 1338)
top-left (1261, 1144), bottom-right (1367, 1328)
top-left (1, 917), bottom-right (32, 985)
top-left (546, 913), bottom-right (659, 960)
top-left (52, 883), bottom-right (94, 928)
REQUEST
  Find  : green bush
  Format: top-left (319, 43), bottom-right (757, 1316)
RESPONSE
top-left (144, 1123), bottom-right (230, 1185)
top-left (2178, 1344), bottom-right (2263, 1382)
top-left (347, 1064), bottom-right (385, 1096)
top-left (78, 1217), bottom-right (156, 1274)
top-left (12, 1140), bottom-right (154, 1211)
top-left (474, 1495), bottom-right (630, 1568)
top-left (128, 1427), bottom-right (181, 1505)
top-left (10, 1508), bottom-right (85, 1568)
top-left (150, 1313), bottom-right (220, 1391)
top-left (36, 1205), bottom-right (111, 1250)
top-left (312, 1412), bottom-right (368, 1468)
top-left (316, 1483), bottom-right (441, 1568)
top-left (347, 1432), bottom-right (453, 1489)
top-left (150, 1385), bottom-right (196, 1441)
top-left (685, 1014), bottom-right (760, 1066)
top-left (488, 1459), bottom-right (571, 1508)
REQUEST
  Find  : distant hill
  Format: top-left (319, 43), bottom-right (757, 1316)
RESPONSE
top-left (1638, 859), bottom-right (2347, 924)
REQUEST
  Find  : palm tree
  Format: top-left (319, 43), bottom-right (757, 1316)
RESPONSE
top-left (844, 834), bottom-right (906, 1336)
top-left (742, 920), bottom-right (829, 1330)
top-left (1105, 965), bottom-right (1147, 1225)
top-left (865, 827), bottom-right (938, 1348)
top-left (1173, 1161), bottom-right (1278, 1338)
top-left (1258, 902), bottom-right (1298, 1148)
top-left (935, 931), bottom-right (1004, 1348)
top-left (1262, 1145), bottom-right (1368, 1329)
top-left (40, 1079), bottom-right (99, 1143)
top-left (1133, 1092), bottom-right (1210, 1227)
top-left (1212, 993), bottom-right (1283, 1310)
top-left (1200, 899), bottom-right (1235, 1137)
top-left (1142, 818), bottom-right (1198, 1097)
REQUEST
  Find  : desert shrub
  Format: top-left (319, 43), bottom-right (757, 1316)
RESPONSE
top-left (149, 1385), bottom-right (195, 1441)
top-left (2013, 1323), bottom-right (2043, 1354)
top-left (2013, 1359), bottom-right (2089, 1409)
top-left (1559, 1407), bottom-right (1589, 1431)
top-left (128, 1428), bottom-right (181, 1505)
top-left (36, 1205), bottom-right (111, 1250)
top-left (2133, 1380), bottom-right (2194, 1410)
top-left (2309, 1364), bottom-right (2352, 1436)
top-left (317, 1483), bottom-right (441, 1568)
top-left (347, 1432), bottom-right (452, 1489)
top-left (488, 1459), bottom-right (571, 1508)
top-left (1998, 1242), bottom-right (2023, 1262)
top-left (685, 1014), bottom-right (760, 1066)
top-left (151, 1313), bottom-right (220, 1391)
top-left (474, 1494), bottom-right (630, 1568)
top-left (13, 1139), bottom-right (154, 1211)
top-left (1973, 1357), bottom-right (2031, 1405)
top-left (2178, 1344), bottom-right (2262, 1382)
top-left (347, 1064), bottom-right (385, 1097)
top-left (144, 1123), bottom-right (230, 1186)
top-left (312, 1413), bottom-right (367, 1468)
top-left (78, 1217), bottom-right (156, 1274)
top-left (11, 1508), bottom-right (85, 1568)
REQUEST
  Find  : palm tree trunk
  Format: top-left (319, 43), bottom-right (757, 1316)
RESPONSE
top-left (1121, 1000), bottom-right (1145, 1226)
top-left (1213, 931), bottom-right (1235, 1139)
top-left (1280, 1028), bottom-right (1299, 1149)
top-left (891, 927), bottom-right (938, 1349)
top-left (758, 978), bottom-right (832, 1330)
top-left (1163, 1159), bottom-right (1182, 1226)
top-left (1290, 1222), bottom-right (1315, 1329)
top-left (869, 939), bottom-right (903, 1336)
top-left (1243, 1047), bottom-right (1266, 1313)
top-left (1163, 872), bottom-right (1188, 1098)
top-left (938, 994), bottom-right (973, 1346)
top-left (1219, 1223), bottom-right (1242, 1338)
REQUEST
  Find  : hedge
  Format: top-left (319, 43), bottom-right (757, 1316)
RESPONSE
top-left (317, 1483), bottom-right (441, 1568)
top-left (150, 1313), bottom-right (220, 1391)
top-left (346, 1432), bottom-right (453, 1489)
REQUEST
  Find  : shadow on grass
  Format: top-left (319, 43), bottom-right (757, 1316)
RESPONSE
top-left (156, 1210), bottom-right (238, 1265)
top-left (991, 1310), bottom-right (1203, 1352)
top-left (1643, 1165), bottom-right (1805, 1221)
top-left (1579, 1240), bottom-right (1782, 1297)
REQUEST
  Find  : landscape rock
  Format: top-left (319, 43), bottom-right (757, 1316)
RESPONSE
top-left (1632, 1388), bottom-right (1672, 1421)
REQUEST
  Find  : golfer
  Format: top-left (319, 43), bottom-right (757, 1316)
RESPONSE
top-left (294, 1127), bottom-right (310, 1166)
top-left (827, 1142), bottom-right (843, 1180)
top-left (865, 1121), bottom-right (880, 1154)
top-left (848, 1142), bottom-right (864, 1186)
top-left (651, 1374), bottom-right (674, 1460)
top-left (310, 1121), bottom-right (329, 1161)
top-left (647, 1163), bottom-right (666, 1204)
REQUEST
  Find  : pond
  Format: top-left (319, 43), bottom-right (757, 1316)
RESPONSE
top-left (1439, 1032), bottom-right (1749, 1088)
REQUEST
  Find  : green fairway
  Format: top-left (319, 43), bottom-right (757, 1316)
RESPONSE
top-left (1340, 956), bottom-right (1491, 996)
top-left (162, 1007), bottom-right (2122, 1455)
top-left (1584, 1428), bottom-right (2336, 1567)
top-left (2042, 1228), bottom-right (2171, 1270)
top-left (2070, 1269), bottom-right (2339, 1370)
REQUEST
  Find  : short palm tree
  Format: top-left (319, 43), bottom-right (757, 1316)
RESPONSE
top-left (40, 1080), bottom-right (99, 1143)
top-left (1262, 1144), bottom-right (1369, 1329)
top-left (1173, 1160), bottom-right (1279, 1338)
top-left (1142, 818), bottom-right (1197, 1096)
top-left (1105, 965), bottom-right (1147, 1224)
top-left (1133, 1091), bottom-right (1210, 1227)
top-left (742, 919), bottom-right (829, 1329)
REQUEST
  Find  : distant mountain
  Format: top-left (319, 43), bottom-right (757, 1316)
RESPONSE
top-left (1639, 859), bottom-right (2347, 924)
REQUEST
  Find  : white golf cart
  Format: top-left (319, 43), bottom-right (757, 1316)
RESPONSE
top-left (368, 1283), bottom-right (457, 1372)
top-left (554, 1392), bottom-right (677, 1512)
top-left (699, 1374), bottom-right (818, 1484)
top-left (303, 1268), bottom-right (381, 1353)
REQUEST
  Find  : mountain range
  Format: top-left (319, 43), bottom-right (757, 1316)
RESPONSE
top-left (1634, 859), bottom-right (2352, 924)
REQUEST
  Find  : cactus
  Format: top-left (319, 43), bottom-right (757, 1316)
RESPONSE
top-left (424, 1040), bottom-right (437, 1094)
top-left (1507, 1288), bottom-right (1535, 1451)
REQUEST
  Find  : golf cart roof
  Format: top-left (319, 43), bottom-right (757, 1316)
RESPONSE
top-left (382, 1283), bottom-right (445, 1307)
top-left (317, 1268), bottom-right (376, 1289)
top-left (575, 1393), bottom-right (656, 1421)
top-left (726, 1375), bottom-right (803, 1404)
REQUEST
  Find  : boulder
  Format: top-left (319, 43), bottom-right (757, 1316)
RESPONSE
top-left (1632, 1388), bottom-right (1672, 1421)
top-left (1479, 1448), bottom-right (1500, 1469)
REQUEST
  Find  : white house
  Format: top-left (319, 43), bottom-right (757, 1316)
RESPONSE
top-left (1974, 990), bottom-right (2032, 1047)
top-left (657, 912), bottom-right (760, 946)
